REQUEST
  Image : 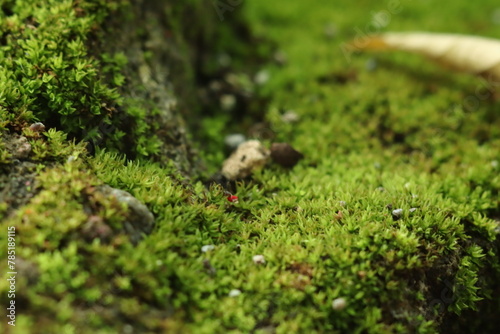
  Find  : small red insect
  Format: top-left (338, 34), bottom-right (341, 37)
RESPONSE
top-left (226, 194), bottom-right (239, 203)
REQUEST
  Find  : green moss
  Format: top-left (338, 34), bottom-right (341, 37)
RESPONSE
top-left (0, 0), bottom-right (122, 137)
top-left (1, 0), bottom-right (500, 333)
top-left (0, 0), bottom-right (198, 160)
top-left (27, 128), bottom-right (83, 162)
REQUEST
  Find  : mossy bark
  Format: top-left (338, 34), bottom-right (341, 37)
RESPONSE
top-left (86, 0), bottom-right (205, 174)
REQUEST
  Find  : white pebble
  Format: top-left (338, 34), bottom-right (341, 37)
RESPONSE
top-left (220, 94), bottom-right (236, 111)
top-left (332, 297), bottom-right (347, 310)
top-left (409, 208), bottom-right (417, 213)
top-left (201, 245), bottom-right (215, 253)
top-left (221, 140), bottom-right (270, 180)
top-left (228, 289), bottom-right (241, 297)
top-left (252, 254), bottom-right (266, 264)
top-left (281, 110), bottom-right (300, 123)
top-left (392, 208), bottom-right (403, 218)
top-left (254, 70), bottom-right (270, 85)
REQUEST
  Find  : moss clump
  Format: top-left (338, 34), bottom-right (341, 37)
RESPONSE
top-left (1, 0), bottom-right (500, 333)
top-left (0, 0), bottom-right (128, 149)
top-left (0, 0), bottom-right (235, 162)
top-left (0, 149), bottom-right (242, 333)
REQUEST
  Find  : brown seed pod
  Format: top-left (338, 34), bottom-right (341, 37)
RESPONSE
top-left (270, 142), bottom-right (304, 168)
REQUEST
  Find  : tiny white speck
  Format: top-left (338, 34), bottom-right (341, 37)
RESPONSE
top-left (253, 254), bottom-right (266, 264)
top-left (228, 289), bottom-right (241, 297)
top-left (220, 94), bottom-right (236, 111)
top-left (281, 110), bottom-right (300, 123)
top-left (254, 70), bottom-right (270, 85)
top-left (202, 245), bottom-right (215, 253)
top-left (332, 297), bottom-right (347, 310)
top-left (392, 209), bottom-right (403, 217)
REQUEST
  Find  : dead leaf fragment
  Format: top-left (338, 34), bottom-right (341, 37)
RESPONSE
top-left (352, 32), bottom-right (500, 79)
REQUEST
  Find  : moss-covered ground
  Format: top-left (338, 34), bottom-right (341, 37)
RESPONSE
top-left (1, 0), bottom-right (500, 333)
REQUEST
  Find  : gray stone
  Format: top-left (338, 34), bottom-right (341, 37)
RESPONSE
top-left (221, 140), bottom-right (270, 180)
top-left (392, 208), bottom-right (403, 219)
top-left (97, 185), bottom-right (155, 244)
top-left (11, 136), bottom-right (31, 159)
